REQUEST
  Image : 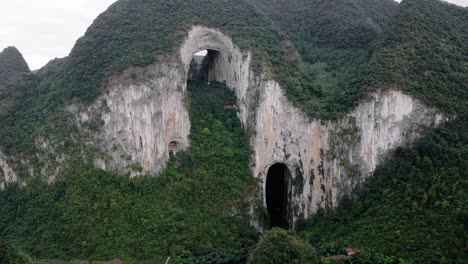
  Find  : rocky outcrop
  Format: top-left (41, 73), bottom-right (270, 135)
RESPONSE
top-left (0, 150), bottom-right (18, 190)
top-left (71, 62), bottom-right (191, 176)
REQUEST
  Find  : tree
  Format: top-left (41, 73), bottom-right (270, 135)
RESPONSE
top-left (248, 228), bottom-right (320, 264)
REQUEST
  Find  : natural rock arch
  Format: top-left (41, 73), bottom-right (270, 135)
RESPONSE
top-left (179, 26), bottom-right (254, 126)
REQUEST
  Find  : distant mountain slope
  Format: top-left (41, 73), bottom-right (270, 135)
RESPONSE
top-left (0, 47), bottom-right (31, 115)
top-left (0, 46), bottom-right (30, 85)
top-left (369, 0), bottom-right (468, 114)
top-left (246, 0), bottom-right (399, 48)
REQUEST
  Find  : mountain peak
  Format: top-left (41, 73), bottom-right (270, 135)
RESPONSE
top-left (0, 46), bottom-right (31, 85)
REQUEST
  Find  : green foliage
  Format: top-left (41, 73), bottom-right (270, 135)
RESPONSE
top-left (369, 0), bottom-right (468, 114)
top-left (345, 251), bottom-right (412, 264)
top-left (323, 250), bottom-right (412, 264)
top-left (173, 247), bottom-right (252, 264)
top-left (0, 47), bottom-right (33, 115)
top-left (247, 0), bottom-right (399, 118)
top-left (248, 228), bottom-right (320, 264)
top-left (0, 241), bottom-right (31, 264)
top-left (0, 82), bottom-right (256, 261)
top-left (302, 117), bottom-right (468, 263)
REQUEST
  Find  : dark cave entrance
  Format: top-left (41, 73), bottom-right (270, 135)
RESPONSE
top-left (168, 140), bottom-right (181, 154)
top-left (266, 163), bottom-right (291, 229)
top-left (187, 49), bottom-right (220, 82)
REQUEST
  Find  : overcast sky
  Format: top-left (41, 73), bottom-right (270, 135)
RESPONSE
top-left (1, 0), bottom-right (467, 70)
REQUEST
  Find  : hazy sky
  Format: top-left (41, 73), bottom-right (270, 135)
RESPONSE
top-left (1, 0), bottom-right (467, 70)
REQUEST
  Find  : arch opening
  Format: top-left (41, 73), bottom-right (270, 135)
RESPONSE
top-left (266, 163), bottom-right (291, 229)
top-left (187, 49), bottom-right (221, 82)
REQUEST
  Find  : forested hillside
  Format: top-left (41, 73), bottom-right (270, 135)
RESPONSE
top-left (0, 82), bottom-right (256, 262)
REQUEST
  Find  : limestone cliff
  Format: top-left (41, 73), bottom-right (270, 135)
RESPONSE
top-left (67, 26), bottom-right (445, 227)
top-left (0, 26), bottom-right (447, 228)
top-left (252, 83), bottom-right (445, 224)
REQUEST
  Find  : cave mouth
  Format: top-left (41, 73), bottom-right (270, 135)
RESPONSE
top-left (266, 163), bottom-right (291, 229)
top-left (187, 49), bottom-right (220, 82)
top-left (168, 140), bottom-right (180, 153)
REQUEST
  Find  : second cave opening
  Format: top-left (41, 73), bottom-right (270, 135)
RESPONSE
top-left (266, 163), bottom-right (291, 229)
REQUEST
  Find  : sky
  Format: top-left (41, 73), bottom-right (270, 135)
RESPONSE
top-left (1, 0), bottom-right (467, 70)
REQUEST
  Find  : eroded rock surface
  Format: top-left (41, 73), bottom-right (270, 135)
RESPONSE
top-left (0, 150), bottom-right (18, 190)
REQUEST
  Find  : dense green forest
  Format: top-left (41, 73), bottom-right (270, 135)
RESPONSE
top-left (0, 82), bottom-right (256, 262)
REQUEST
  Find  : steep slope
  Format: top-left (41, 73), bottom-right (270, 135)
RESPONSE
top-left (303, 117), bottom-right (468, 264)
top-left (0, 0), bottom-right (293, 158)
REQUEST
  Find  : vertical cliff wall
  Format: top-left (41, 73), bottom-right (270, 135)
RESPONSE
top-left (69, 62), bottom-right (191, 176)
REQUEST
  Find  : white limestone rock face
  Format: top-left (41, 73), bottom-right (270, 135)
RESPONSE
top-left (75, 62), bottom-right (191, 176)
top-left (323, 90), bottom-right (446, 210)
top-left (0, 150), bottom-right (18, 190)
